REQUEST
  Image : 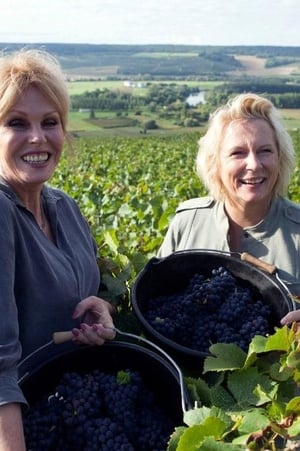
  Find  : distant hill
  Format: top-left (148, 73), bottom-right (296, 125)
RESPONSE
top-left (0, 43), bottom-right (299, 79)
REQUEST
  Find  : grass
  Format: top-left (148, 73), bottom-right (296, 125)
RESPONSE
top-left (281, 109), bottom-right (300, 130)
top-left (68, 107), bottom-right (300, 138)
top-left (67, 80), bottom-right (221, 96)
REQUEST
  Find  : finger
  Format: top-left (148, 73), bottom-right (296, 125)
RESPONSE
top-left (92, 323), bottom-right (116, 340)
top-left (280, 310), bottom-right (300, 325)
top-left (72, 297), bottom-right (114, 320)
top-left (72, 326), bottom-right (106, 346)
top-left (72, 323), bottom-right (116, 345)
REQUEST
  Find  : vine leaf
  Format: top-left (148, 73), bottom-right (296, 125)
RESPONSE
top-left (203, 343), bottom-right (246, 373)
top-left (227, 367), bottom-right (276, 408)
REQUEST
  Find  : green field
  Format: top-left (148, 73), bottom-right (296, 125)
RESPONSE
top-left (67, 79), bottom-right (300, 138)
top-left (67, 80), bottom-right (221, 96)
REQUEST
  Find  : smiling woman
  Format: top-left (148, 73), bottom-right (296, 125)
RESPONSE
top-left (0, 48), bottom-right (115, 451)
top-left (157, 92), bottom-right (300, 298)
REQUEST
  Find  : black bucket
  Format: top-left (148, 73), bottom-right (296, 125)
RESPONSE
top-left (19, 340), bottom-right (190, 431)
top-left (131, 250), bottom-right (295, 370)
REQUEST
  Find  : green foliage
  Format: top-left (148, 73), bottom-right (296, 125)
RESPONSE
top-left (50, 134), bottom-right (203, 312)
top-left (168, 326), bottom-right (300, 450)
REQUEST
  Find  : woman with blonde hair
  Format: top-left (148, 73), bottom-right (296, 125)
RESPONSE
top-left (0, 48), bottom-right (115, 450)
top-left (158, 93), bottom-right (300, 300)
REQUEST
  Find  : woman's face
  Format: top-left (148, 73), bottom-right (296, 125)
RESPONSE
top-left (218, 118), bottom-right (279, 209)
top-left (0, 85), bottom-right (64, 192)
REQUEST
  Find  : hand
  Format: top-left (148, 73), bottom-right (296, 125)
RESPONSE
top-left (71, 296), bottom-right (116, 345)
top-left (280, 310), bottom-right (300, 326)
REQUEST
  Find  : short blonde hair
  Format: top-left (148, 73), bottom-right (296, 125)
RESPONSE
top-left (0, 48), bottom-right (71, 141)
top-left (196, 93), bottom-right (295, 200)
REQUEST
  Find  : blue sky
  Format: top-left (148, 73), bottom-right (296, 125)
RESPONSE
top-left (2, 0), bottom-right (300, 46)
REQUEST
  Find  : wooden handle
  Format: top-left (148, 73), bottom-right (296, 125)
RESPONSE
top-left (52, 331), bottom-right (73, 344)
top-left (240, 252), bottom-right (276, 275)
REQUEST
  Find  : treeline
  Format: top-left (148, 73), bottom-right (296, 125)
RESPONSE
top-left (2, 43), bottom-right (299, 58)
top-left (207, 79), bottom-right (300, 108)
top-left (0, 43), bottom-right (299, 77)
top-left (71, 84), bottom-right (199, 111)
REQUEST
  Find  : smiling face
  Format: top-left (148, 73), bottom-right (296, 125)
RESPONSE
top-left (218, 118), bottom-right (279, 214)
top-left (0, 85), bottom-right (65, 196)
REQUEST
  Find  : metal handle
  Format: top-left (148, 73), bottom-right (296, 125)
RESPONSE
top-left (53, 328), bottom-right (190, 413)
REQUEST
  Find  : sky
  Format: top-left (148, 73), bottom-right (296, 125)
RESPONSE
top-left (2, 0), bottom-right (300, 47)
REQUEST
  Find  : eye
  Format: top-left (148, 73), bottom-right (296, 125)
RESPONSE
top-left (8, 118), bottom-right (27, 128)
top-left (229, 149), bottom-right (245, 158)
top-left (42, 117), bottom-right (60, 128)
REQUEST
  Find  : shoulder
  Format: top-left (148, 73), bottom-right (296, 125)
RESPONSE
top-left (281, 198), bottom-right (300, 224)
top-left (43, 186), bottom-right (78, 207)
top-left (176, 196), bottom-right (215, 213)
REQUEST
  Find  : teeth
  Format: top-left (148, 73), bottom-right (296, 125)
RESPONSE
top-left (23, 153), bottom-right (48, 163)
top-left (242, 179), bottom-right (263, 184)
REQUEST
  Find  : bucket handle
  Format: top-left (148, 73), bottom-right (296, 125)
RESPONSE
top-left (53, 328), bottom-right (190, 414)
top-left (19, 328), bottom-right (191, 414)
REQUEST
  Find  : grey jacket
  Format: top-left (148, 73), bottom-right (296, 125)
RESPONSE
top-left (158, 196), bottom-right (300, 296)
top-left (0, 180), bottom-right (100, 406)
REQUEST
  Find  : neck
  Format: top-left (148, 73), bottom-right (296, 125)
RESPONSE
top-left (224, 199), bottom-right (272, 252)
top-left (224, 199), bottom-right (271, 229)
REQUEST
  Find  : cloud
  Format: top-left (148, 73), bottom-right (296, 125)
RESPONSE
top-left (0, 0), bottom-right (299, 45)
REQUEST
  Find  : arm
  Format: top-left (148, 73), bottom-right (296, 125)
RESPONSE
top-left (0, 404), bottom-right (26, 451)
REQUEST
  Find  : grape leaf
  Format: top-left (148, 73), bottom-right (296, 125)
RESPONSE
top-left (210, 384), bottom-right (236, 410)
top-left (286, 396), bottom-right (300, 414)
top-left (227, 367), bottom-right (275, 408)
top-left (203, 343), bottom-right (246, 373)
top-left (200, 437), bottom-right (245, 450)
top-left (286, 417), bottom-right (300, 437)
top-left (185, 376), bottom-right (212, 407)
top-left (287, 349), bottom-right (300, 370)
top-left (265, 326), bottom-right (294, 352)
top-left (238, 408), bottom-right (269, 434)
top-left (176, 418), bottom-right (227, 451)
top-left (167, 426), bottom-right (186, 451)
top-left (184, 405), bottom-right (212, 427)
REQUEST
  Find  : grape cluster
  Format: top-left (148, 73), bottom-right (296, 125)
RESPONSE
top-left (144, 266), bottom-right (272, 353)
top-left (23, 369), bottom-right (174, 450)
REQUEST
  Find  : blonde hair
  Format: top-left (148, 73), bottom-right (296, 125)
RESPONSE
top-left (0, 48), bottom-right (71, 143)
top-left (196, 92), bottom-right (295, 200)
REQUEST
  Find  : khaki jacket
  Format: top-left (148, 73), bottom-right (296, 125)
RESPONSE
top-left (158, 196), bottom-right (300, 296)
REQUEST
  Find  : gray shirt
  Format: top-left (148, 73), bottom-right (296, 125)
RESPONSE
top-left (158, 196), bottom-right (300, 296)
top-left (0, 179), bottom-right (100, 406)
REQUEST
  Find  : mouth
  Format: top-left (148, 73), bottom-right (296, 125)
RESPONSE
top-left (240, 178), bottom-right (264, 185)
top-left (22, 152), bottom-right (50, 164)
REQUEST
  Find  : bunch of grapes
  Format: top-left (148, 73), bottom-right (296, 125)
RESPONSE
top-left (144, 266), bottom-right (272, 353)
top-left (23, 369), bottom-right (174, 450)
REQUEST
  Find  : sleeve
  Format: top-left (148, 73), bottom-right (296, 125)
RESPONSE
top-left (0, 198), bottom-right (26, 405)
top-left (157, 214), bottom-right (182, 258)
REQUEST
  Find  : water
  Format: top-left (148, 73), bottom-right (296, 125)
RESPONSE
top-left (186, 92), bottom-right (206, 106)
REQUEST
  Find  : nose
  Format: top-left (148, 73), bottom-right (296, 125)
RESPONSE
top-left (28, 126), bottom-right (47, 144)
top-left (245, 151), bottom-right (261, 169)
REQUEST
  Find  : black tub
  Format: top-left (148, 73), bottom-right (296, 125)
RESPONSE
top-left (131, 250), bottom-right (295, 369)
top-left (19, 340), bottom-right (190, 425)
